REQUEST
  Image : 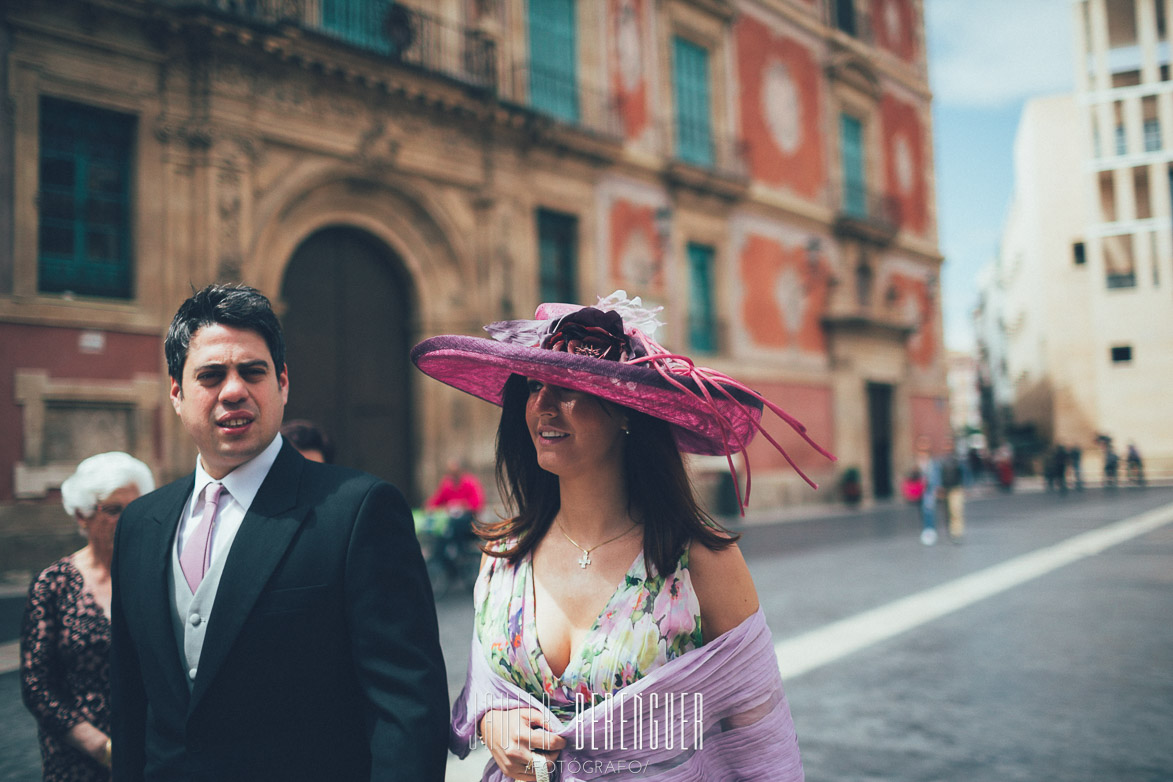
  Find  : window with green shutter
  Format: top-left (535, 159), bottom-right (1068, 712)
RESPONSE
top-left (38, 97), bottom-right (135, 299)
top-left (321, 0), bottom-right (394, 55)
top-left (687, 243), bottom-right (717, 352)
top-left (673, 37), bottom-right (713, 167)
top-left (840, 114), bottom-right (866, 218)
top-left (537, 209), bottom-right (578, 303)
top-left (529, 0), bottom-right (579, 122)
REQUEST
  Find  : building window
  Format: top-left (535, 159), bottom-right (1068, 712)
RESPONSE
top-left (38, 96), bottom-right (135, 299)
top-left (1134, 166), bottom-right (1152, 219)
top-left (1110, 345), bottom-right (1132, 363)
top-left (321, 0), bottom-right (398, 55)
top-left (1073, 241), bottom-right (1086, 265)
top-left (1143, 96), bottom-right (1161, 151)
top-left (840, 113), bottom-right (866, 218)
top-left (672, 36), bottom-right (713, 167)
top-left (833, 0), bottom-right (858, 36)
top-left (528, 0), bottom-right (579, 122)
top-left (1104, 234), bottom-right (1137, 288)
top-left (687, 243), bottom-right (717, 352)
top-left (1115, 123), bottom-right (1127, 155)
top-left (537, 209), bottom-right (577, 303)
top-left (1144, 118), bottom-right (1161, 151)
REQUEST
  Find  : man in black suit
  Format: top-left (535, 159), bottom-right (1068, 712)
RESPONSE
top-left (110, 284), bottom-right (448, 781)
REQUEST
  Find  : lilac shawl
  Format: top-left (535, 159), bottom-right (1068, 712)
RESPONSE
top-left (450, 608), bottom-right (804, 781)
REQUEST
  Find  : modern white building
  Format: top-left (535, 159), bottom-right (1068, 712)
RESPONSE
top-left (976, 0), bottom-right (1173, 476)
top-left (1074, 0), bottom-right (1173, 474)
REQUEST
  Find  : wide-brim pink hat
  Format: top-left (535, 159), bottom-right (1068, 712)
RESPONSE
top-left (412, 292), bottom-right (833, 486)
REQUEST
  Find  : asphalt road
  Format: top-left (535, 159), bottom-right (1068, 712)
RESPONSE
top-left (2, 485), bottom-right (1171, 781)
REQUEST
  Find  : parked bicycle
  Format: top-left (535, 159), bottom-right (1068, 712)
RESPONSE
top-left (413, 508), bottom-right (482, 598)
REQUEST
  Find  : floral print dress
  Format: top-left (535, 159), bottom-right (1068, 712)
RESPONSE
top-left (20, 557), bottom-right (112, 782)
top-left (475, 543), bottom-right (703, 721)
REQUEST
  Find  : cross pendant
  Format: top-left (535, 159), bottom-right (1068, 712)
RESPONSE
top-left (577, 550), bottom-right (591, 568)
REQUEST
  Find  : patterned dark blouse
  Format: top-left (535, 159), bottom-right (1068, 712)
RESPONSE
top-left (20, 557), bottom-right (111, 782)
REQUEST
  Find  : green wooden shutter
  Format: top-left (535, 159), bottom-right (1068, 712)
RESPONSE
top-left (840, 114), bottom-right (866, 218)
top-left (38, 97), bottom-right (134, 299)
top-left (673, 37), bottom-right (713, 167)
top-left (687, 243), bottom-right (717, 352)
top-left (538, 209), bottom-right (578, 303)
top-left (321, 0), bottom-right (393, 55)
top-left (529, 0), bottom-right (579, 122)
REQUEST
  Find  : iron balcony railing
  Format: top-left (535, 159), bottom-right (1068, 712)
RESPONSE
top-left (834, 183), bottom-right (901, 243)
top-left (501, 64), bottom-right (624, 140)
top-left (158, 0), bottom-right (497, 91)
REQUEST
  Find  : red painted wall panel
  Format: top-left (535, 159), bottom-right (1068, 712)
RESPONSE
top-left (609, 199), bottom-right (663, 293)
top-left (881, 93), bottom-right (928, 236)
top-left (738, 234), bottom-right (828, 354)
top-left (736, 16), bottom-right (825, 198)
top-left (610, 0), bottom-right (650, 141)
top-left (0, 323), bottom-right (163, 500)
top-left (871, 0), bottom-right (917, 62)
top-left (745, 381), bottom-right (835, 478)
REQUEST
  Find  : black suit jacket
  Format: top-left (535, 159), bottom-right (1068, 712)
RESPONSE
top-left (110, 442), bottom-right (449, 781)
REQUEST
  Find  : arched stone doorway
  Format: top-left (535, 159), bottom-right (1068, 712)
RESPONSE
top-left (280, 226), bottom-right (417, 502)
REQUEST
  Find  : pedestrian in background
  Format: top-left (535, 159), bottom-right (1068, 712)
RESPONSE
top-left (1126, 442), bottom-right (1145, 486)
top-left (1103, 440), bottom-right (1119, 489)
top-left (916, 437), bottom-right (942, 545)
top-left (940, 447), bottom-right (965, 542)
top-left (1069, 445), bottom-right (1083, 491)
top-left (21, 452), bottom-right (155, 782)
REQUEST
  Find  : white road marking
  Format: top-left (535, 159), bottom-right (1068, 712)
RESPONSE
top-left (775, 501), bottom-right (1173, 681)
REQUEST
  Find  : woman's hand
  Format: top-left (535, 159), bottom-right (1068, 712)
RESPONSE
top-left (65, 721), bottom-right (110, 766)
top-left (479, 707), bottom-right (566, 781)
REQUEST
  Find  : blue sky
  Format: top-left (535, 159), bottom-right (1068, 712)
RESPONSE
top-left (925, 0), bottom-right (1076, 349)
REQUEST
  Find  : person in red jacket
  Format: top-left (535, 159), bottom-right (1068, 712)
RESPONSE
top-left (426, 458), bottom-right (485, 518)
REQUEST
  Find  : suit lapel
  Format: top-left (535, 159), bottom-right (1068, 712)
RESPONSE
top-left (189, 444), bottom-right (309, 712)
top-left (139, 478), bottom-right (194, 705)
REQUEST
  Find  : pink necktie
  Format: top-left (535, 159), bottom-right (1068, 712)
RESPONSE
top-left (180, 482), bottom-right (224, 593)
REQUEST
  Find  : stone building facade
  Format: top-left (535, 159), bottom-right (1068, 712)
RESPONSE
top-left (1, 0), bottom-right (946, 569)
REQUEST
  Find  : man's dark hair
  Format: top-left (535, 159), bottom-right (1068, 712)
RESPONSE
top-left (165, 284), bottom-right (286, 382)
top-left (479, 373), bottom-right (738, 578)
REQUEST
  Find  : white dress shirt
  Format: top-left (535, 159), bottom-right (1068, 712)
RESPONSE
top-left (170, 434), bottom-right (284, 686)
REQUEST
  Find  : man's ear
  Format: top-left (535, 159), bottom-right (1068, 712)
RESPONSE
top-left (278, 364), bottom-right (289, 404)
top-left (170, 376), bottom-right (183, 413)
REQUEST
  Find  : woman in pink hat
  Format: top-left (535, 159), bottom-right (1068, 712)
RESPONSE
top-left (413, 292), bottom-right (830, 781)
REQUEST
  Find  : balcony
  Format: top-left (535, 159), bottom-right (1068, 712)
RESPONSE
top-left (665, 131), bottom-right (749, 201)
top-left (156, 0), bottom-right (497, 92)
top-left (498, 65), bottom-right (623, 141)
top-left (833, 183), bottom-right (901, 245)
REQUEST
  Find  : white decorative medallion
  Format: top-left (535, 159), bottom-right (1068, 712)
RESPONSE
top-left (763, 61), bottom-right (802, 155)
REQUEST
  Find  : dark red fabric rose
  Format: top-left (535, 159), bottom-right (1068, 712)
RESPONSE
top-left (541, 307), bottom-right (630, 361)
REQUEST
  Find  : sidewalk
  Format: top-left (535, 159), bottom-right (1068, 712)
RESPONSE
top-left (728, 476), bottom-right (1045, 530)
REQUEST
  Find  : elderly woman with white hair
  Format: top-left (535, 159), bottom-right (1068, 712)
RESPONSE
top-left (21, 451), bottom-right (154, 782)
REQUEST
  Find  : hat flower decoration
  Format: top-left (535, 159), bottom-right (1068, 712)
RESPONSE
top-left (411, 290), bottom-right (835, 513)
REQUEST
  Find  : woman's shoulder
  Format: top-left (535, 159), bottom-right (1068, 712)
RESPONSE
top-left (27, 556), bottom-right (82, 602)
top-left (687, 538), bottom-right (759, 642)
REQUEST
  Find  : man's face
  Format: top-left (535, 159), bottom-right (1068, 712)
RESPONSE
top-left (171, 324), bottom-right (288, 479)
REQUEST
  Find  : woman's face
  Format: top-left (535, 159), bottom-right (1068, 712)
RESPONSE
top-left (78, 484), bottom-right (140, 552)
top-left (524, 379), bottom-right (627, 479)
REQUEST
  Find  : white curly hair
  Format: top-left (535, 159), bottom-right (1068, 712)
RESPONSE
top-left (61, 452), bottom-right (155, 519)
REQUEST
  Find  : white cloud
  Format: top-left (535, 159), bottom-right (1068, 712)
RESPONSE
top-left (926, 0), bottom-right (1075, 109)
